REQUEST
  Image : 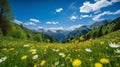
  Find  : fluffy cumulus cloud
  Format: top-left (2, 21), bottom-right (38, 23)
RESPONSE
top-left (24, 22), bottom-right (36, 26)
top-left (47, 27), bottom-right (64, 33)
top-left (80, 0), bottom-right (120, 13)
top-left (56, 8), bottom-right (63, 13)
top-left (30, 18), bottom-right (40, 23)
top-left (80, 14), bottom-right (92, 19)
top-left (93, 9), bottom-right (120, 21)
top-left (46, 21), bottom-right (59, 24)
top-left (14, 20), bottom-right (23, 25)
top-left (68, 24), bottom-right (83, 31)
top-left (70, 15), bottom-right (77, 20)
top-left (38, 26), bottom-right (43, 29)
top-left (111, 0), bottom-right (120, 2)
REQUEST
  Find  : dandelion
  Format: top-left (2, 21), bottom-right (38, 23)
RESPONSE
top-left (21, 55), bottom-right (27, 60)
top-left (0, 56), bottom-right (7, 63)
top-left (100, 58), bottom-right (109, 64)
top-left (40, 60), bottom-right (46, 66)
top-left (95, 63), bottom-right (103, 67)
top-left (100, 41), bottom-right (104, 45)
top-left (72, 59), bottom-right (82, 67)
top-left (85, 48), bottom-right (92, 52)
top-left (2, 48), bottom-right (7, 51)
top-left (114, 49), bottom-right (120, 53)
top-left (9, 48), bottom-right (14, 51)
top-left (34, 64), bottom-right (37, 67)
top-left (109, 43), bottom-right (120, 48)
top-left (33, 55), bottom-right (38, 60)
top-left (32, 51), bottom-right (37, 55)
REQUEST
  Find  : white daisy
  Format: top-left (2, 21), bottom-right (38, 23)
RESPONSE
top-left (29, 49), bottom-right (37, 52)
top-left (109, 43), bottom-right (120, 48)
top-left (23, 44), bottom-right (30, 47)
top-left (33, 55), bottom-right (38, 60)
top-left (114, 49), bottom-right (120, 53)
top-left (85, 48), bottom-right (92, 52)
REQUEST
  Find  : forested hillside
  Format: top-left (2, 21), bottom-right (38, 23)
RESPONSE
top-left (68, 17), bottom-right (120, 43)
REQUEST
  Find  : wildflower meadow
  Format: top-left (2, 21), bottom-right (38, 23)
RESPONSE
top-left (0, 30), bottom-right (120, 67)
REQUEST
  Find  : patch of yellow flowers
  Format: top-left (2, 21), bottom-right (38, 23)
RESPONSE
top-left (100, 58), bottom-right (109, 64)
top-left (32, 51), bottom-right (37, 55)
top-left (100, 41), bottom-right (104, 45)
top-left (95, 58), bottom-right (109, 67)
top-left (40, 60), bottom-right (46, 66)
top-left (95, 62), bottom-right (103, 67)
top-left (21, 55), bottom-right (27, 60)
top-left (72, 59), bottom-right (82, 67)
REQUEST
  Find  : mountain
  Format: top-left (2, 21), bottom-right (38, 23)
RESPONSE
top-left (38, 29), bottom-right (70, 42)
top-left (68, 17), bottom-right (120, 42)
top-left (64, 20), bottom-right (111, 42)
top-left (7, 23), bottom-right (54, 42)
top-left (90, 20), bottom-right (111, 29)
top-left (64, 26), bottom-right (91, 42)
top-left (37, 20), bottom-right (112, 43)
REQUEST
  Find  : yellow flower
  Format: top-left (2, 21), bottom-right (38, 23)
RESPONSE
top-left (95, 63), bottom-right (103, 67)
top-left (72, 59), bottom-right (82, 67)
top-left (9, 48), bottom-right (14, 51)
top-left (100, 58), bottom-right (109, 64)
top-left (21, 55), bottom-right (27, 60)
top-left (34, 64), bottom-right (37, 67)
top-left (32, 51), bottom-right (37, 55)
top-left (100, 42), bottom-right (104, 45)
top-left (62, 54), bottom-right (66, 58)
top-left (40, 60), bottom-right (46, 66)
top-left (2, 48), bottom-right (7, 51)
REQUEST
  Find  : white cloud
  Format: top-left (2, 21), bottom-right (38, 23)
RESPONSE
top-left (80, 0), bottom-right (119, 13)
top-left (111, 0), bottom-right (120, 2)
top-left (46, 21), bottom-right (59, 24)
top-left (80, 15), bottom-right (92, 19)
top-left (30, 18), bottom-right (40, 23)
top-left (47, 27), bottom-right (64, 33)
top-left (29, 22), bottom-right (36, 25)
top-left (56, 8), bottom-right (63, 13)
top-left (68, 24), bottom-right (83, 31)
top-left (14, 20), bottom-right (23, 25)
top-left (69, 0), bottom-right (78, 10)
top-left (24, 22), bottom-right (36, 26)
top-left (38, 26), bottom-right (43, 29)
top-left (93, 9), bottom-right (120, 21)
top-left (70, 15), bottom-right (77, 20)
top-left (48, 27), bottom-right (64, 30)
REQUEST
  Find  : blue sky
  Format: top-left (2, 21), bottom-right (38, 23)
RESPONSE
top-left (9, 0), bottom-right (120, 30)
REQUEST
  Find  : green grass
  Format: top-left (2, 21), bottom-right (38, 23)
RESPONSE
top-left (0, 30), bottom-right (120, 67)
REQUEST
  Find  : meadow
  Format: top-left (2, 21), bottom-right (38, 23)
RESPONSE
top-left (0, 30), bottom-right (120, 67)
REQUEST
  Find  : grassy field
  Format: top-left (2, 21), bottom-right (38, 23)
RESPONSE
top-left (0, 30), bottom-right (120, 67)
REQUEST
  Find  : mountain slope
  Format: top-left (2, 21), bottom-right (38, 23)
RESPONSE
top-left (66, 17), bottom-right (120, 42)
top-left (64, 26), bottom-right (90, 42)
top-left (90, 20), bottom-right (111, 29)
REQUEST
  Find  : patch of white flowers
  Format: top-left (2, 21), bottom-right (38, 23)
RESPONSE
top-left (109, 43), bottom-right (120, 48)
top-left (85, 48), bottom-right (92, 52)
top-left (0, 56), bottom-right (7, 63)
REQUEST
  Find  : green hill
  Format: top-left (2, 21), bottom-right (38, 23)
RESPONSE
top-left (68, 17), bottom-right (120, 43)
